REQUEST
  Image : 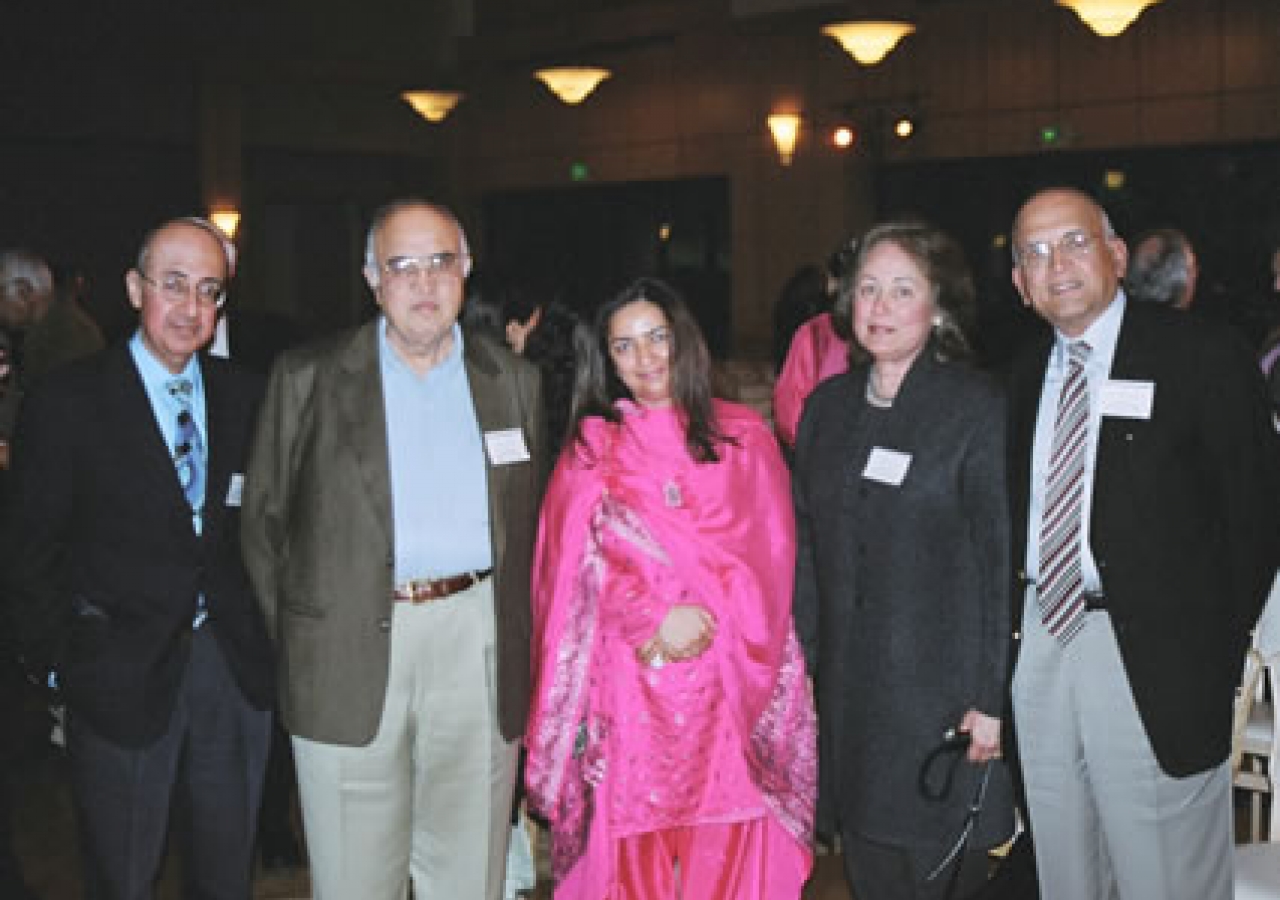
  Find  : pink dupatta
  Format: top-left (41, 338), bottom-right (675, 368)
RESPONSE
top-left (526, 400), bottom-right (816, 897)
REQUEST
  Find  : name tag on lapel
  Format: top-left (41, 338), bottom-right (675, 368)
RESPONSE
top-left (484, 428), bottom-right (530, 465)
top-left (226, 473), bottom-right (245, 507)
top-left (863, 447), bottom-right (912, 486)
top-left (1100, 380), bottom-right (1155, 420)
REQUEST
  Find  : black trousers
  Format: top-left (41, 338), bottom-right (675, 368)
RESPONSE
top-left (841, 826), bottom-right (992, 900)
top-left (68, 629), bottom-right (270, 900)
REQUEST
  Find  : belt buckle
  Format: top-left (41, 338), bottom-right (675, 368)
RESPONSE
top-left (405, 579), bottom-right (437, 604)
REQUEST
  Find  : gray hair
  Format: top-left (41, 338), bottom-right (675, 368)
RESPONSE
top-left (0, 248), bottom-right (54, 295)
top-left (363, 199), bottom-right (471, 287)
top-left (1126, 228), bottom-right (1195, 306)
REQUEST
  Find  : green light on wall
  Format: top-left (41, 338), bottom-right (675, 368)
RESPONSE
top-left (1040, 125), bottom-right (1061, 146)
top-left (570, 162), bottom-right (590, 182)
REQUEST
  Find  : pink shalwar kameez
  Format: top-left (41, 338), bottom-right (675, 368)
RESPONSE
top-left (772, 312), bottom-right (849, 447)
top-left (526, 400), bottom-right (816, 900)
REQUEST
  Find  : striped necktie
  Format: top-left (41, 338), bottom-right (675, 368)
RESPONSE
top-left (1038, 340), bottom-right (1092, 645)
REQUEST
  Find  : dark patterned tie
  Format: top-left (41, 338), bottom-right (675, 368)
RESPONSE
top-left (167, 378), bottom-right (205, 519)
top-left (168, 377), bottom-right (208, 628)
top-left (1038, 341), bottom-right (1092, 645)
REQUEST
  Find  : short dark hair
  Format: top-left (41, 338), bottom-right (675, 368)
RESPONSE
top-left (569, 276), bottom-right (729, 463)
top-left (839, 220), bottom-right (976, 367)
top-left (827, 235), bottom-right (860, 341)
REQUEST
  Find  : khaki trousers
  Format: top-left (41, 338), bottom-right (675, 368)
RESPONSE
top-left (293, 578), bottom-right (518, 900)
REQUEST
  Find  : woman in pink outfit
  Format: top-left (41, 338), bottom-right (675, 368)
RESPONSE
top-left (772, 311), bottom-right (850, 447)
top-left (526, 277), bottom-right (816, 899)
top-left (772, 240), bottom-right (859, 448)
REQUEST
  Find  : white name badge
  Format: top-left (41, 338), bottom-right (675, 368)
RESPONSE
top-left (863, 447), bottom-right (912, 486)
top-left (1099, 380), bottom-right (1155, 420)
top-left (226, 473), bottom-right (244, 507)
top-left (484, 428), bottom-right (531, 465)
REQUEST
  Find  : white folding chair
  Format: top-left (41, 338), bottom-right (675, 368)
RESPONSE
top-left (1234, 574), bottom-right (1280, 898)
top-left (1235, 647), bottom-right (1276, 843)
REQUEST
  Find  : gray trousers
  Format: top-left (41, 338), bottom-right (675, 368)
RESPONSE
top-left (68, 628), bottom-right (271, 900)
top-left (1011, 592), bottom-right (1233, 900)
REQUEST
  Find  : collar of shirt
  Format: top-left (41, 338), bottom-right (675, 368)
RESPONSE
top-left (129, 332), bottom-right (206, 451)
top-left (378, 319), bottom-right (465, 384)
top-left (1049, 288), bottom-right (1127, 381)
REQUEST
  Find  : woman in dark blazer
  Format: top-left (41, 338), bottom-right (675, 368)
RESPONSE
top-left (793, 221), bottom-right (1015, 900)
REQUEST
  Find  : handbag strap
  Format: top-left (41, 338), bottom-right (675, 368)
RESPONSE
top-left (928, 762), bottom-right (994, 899)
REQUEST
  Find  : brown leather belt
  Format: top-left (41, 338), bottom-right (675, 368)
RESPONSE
top-left (393, 569), bottom-right (492, 604)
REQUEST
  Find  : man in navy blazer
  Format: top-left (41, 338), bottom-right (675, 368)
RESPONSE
top-left (1, 217), bottom-right (273, 899)
top-left (1006, 187), bottom-right (1280, 900)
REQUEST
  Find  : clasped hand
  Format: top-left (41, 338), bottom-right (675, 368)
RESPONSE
top-left (637, 604), bottom-right (715, 665)
top-left (959, 709), bottom-right (1002, 763)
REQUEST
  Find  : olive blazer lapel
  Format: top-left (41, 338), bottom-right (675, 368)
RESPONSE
top-left (463, 332), bottom-right (512, 565)
top-left (332, 322), bottom-right (393, 547)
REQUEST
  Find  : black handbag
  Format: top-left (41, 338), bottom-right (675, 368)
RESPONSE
top-left (917, 730), bottom-right (1040, 900)
top-left (965, 831), bottom-right (1040, 900)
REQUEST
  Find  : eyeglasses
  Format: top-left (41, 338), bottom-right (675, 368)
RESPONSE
top-left (381, 253), bottom-right (468, 283)
top-left (138, 270), bottom-right (226, 308)
top-left (1016, 230), bottom-right (1100, 269)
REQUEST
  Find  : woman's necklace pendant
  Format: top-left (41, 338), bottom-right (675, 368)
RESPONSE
top-left (663, 480), bottom-right (683, 508)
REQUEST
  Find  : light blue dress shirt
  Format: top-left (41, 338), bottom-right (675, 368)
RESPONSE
top-left (129, 332), bottom-right (206, 535)
top-left (1025, 290), bottom-right (1127, 595)
top-left (379, 320), bottom-right (492, 582)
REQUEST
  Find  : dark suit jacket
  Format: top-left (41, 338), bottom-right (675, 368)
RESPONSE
top-left (794, 350), bottom-right (1013, 846)
top-left (241, 322), bottom-right (546, 745)
top-left (0, 344), bottom-right (274, 747)
top-left (1008, 300), bottom-right (1280, 777)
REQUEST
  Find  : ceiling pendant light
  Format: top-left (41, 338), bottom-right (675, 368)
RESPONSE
top-left (400, 90), bottom-right (464, 123)
top-left (821, 20), bottom-right (916, 65)
top-left (534, 67), bottom-right (611, 105)
top-left (1056, 0), bottom-right (1165, 37)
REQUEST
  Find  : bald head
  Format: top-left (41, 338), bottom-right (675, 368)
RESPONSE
top-left (136, 218), bottom-right (233, 282)
top-left (1012, 188), bottom-right (1116, 252)
top-left (1011, 188), bottom-right (1128, 338)
top-left (125, 219), bottom-right (228, 373)
top-left (363, 199), bottom-right (470, 288)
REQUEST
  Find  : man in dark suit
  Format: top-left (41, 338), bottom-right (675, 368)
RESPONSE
top-left (1007, 187), bottom-right (1280, 899)
top-left (241, 199), bottom-right (545, 899)
top-left (1, 217), bottom-right (274, 899)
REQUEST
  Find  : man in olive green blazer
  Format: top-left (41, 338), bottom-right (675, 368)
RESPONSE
top-left (241, 199), bottom-right (545, 900)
